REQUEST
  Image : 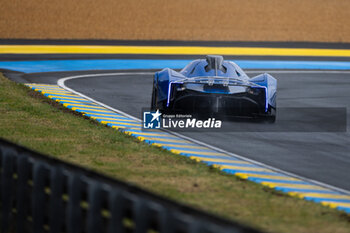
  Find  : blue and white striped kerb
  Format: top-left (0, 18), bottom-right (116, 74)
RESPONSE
top-left (26, 83), bottom-right (350, 215)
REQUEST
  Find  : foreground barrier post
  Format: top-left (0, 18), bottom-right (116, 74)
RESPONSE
top-left (0, 138), bottom-right (262, 233)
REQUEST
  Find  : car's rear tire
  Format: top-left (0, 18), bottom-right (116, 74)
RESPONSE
top-left (264, 108), bottom-right (276, 123)
top-left (151, 87), bottom-right (156, 110)
top-left (151, 77), bottom-right (157, 110)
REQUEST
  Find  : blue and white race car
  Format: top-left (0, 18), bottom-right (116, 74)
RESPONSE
top-left (151, 55), bottom-right (277, 122)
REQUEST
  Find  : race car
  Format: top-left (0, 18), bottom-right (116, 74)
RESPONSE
top-left (151, 55), bottom-right (277, 122)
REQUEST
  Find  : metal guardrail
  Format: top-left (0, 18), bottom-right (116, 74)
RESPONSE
top-left (0, 138), bottom-right (262, 233)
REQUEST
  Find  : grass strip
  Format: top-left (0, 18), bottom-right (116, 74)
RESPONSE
top-left (0, 73), bottom-right (349, 233)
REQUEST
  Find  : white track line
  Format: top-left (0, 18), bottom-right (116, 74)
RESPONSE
top-left (58, 70), bottom-right (350, 195)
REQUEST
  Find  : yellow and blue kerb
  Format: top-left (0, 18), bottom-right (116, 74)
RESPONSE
top-left (26, 83), bottom-right (350, 215)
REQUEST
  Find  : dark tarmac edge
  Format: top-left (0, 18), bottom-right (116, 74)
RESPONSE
top-left (2, 38), bottom-right (350, 49)
top-left (2, 54), bottom-right (350, 61)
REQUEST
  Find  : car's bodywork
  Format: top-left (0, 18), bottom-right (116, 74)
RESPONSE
top-left (151, 55), bottom-right (277, 121)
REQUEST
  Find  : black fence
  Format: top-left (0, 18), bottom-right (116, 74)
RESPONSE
top-left (0, 138), bottom-right (262, 233)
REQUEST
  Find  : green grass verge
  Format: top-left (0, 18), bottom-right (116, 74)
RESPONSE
top-left (0, 73), bottom-right (349, 233)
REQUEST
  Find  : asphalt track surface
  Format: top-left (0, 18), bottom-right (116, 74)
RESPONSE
top-left (6, 68), bottom-right (350, 192)
top-left (1, 40), bottom-right (350, 192)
